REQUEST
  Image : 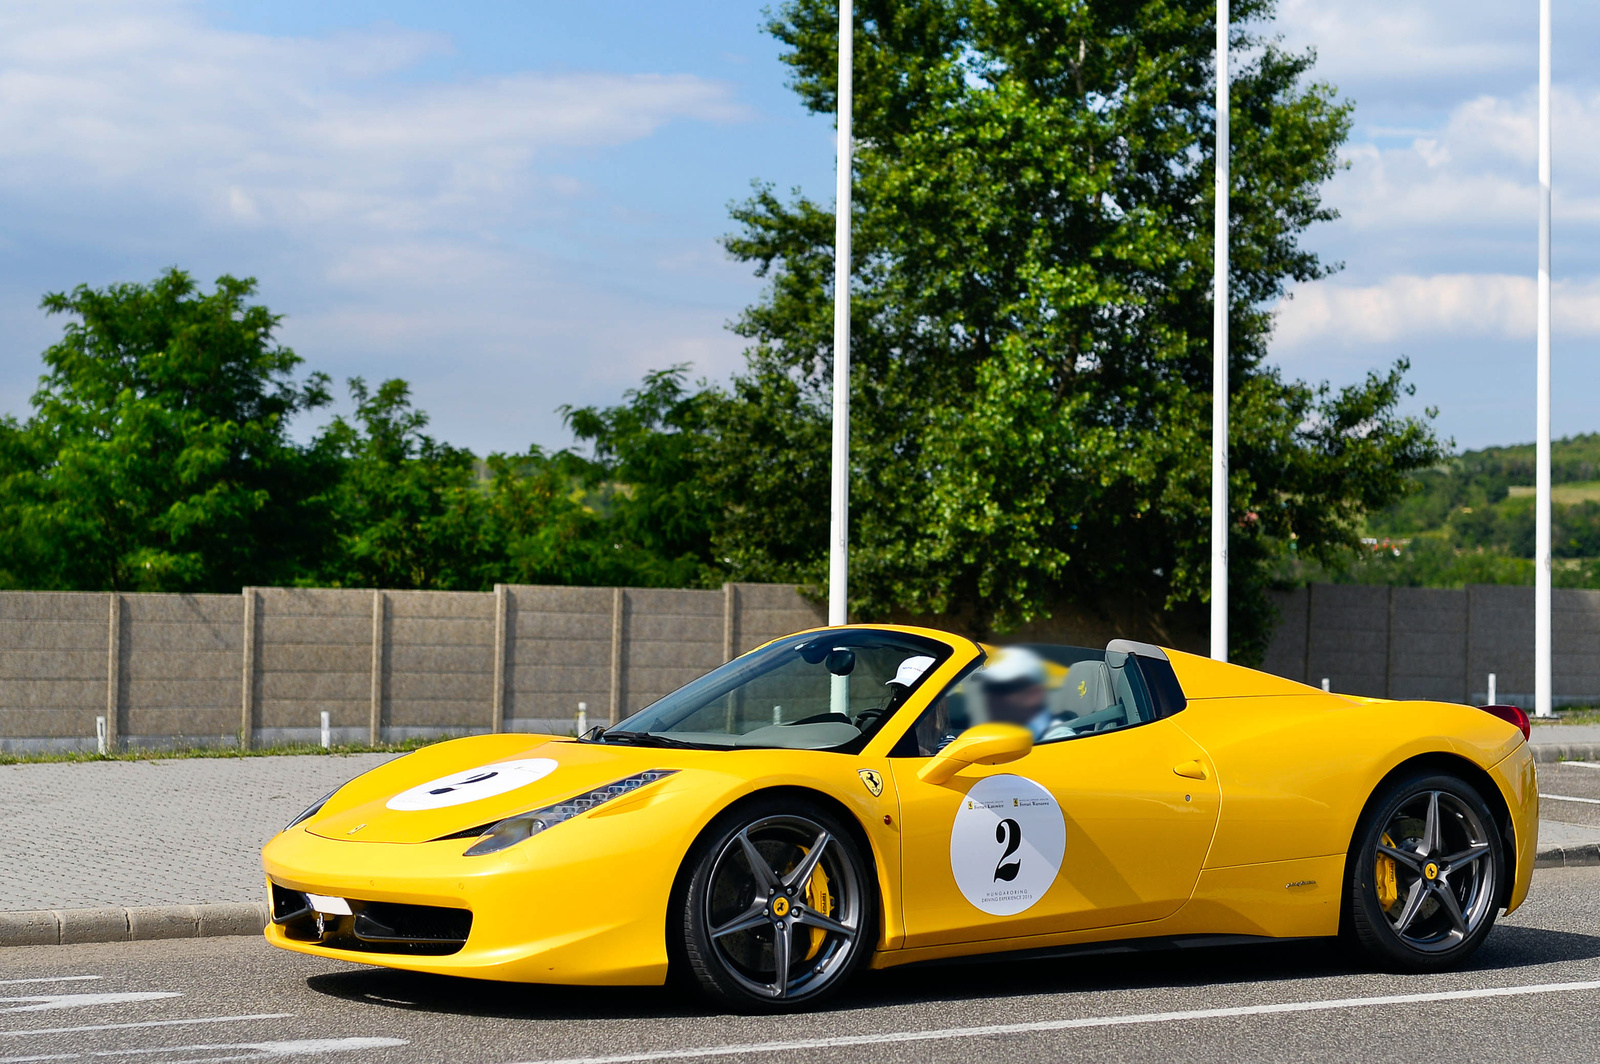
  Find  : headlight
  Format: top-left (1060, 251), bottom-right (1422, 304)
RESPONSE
top-left (284, 787), bottom-right (339, 832)
top-left (462, 770), bottom-right (677, 856)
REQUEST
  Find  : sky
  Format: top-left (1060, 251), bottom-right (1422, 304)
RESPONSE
top-left (0, 1), bottom-right (1595, 455)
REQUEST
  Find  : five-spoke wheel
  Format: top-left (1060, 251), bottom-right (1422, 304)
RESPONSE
top-left (1347, 772), bottom-right (1504, 970)
top-left (678, 801), bottom-right (873, 1009)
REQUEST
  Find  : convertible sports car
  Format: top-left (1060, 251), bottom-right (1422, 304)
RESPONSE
top-left (262, 624), bottom-right (1537, 1010)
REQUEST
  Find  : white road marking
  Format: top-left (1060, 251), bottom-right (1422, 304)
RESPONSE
top-left (97, 1037), bottom-right (408, 1057)
top-left (1, 1014), bottom-right (293, 1038)
top-left (0, 980), bottom-right (99, 989)
top-left (519, 979), bottom-right (1600, 1064)
top-left (1557, 762), bottom-right (1600, 768)
top-left (0, 995), bottom-right (178, 1015)
top-left (1539, 793), bottom-right (1600, 805)
top-left (1, 1041), bottom-right (405, 1064)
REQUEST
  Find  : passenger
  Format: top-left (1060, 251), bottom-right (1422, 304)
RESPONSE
top-left (974, 647), bottom-right (1075, 742)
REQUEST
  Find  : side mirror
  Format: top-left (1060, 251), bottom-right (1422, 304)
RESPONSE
top-left (917, 723), bottom-right (1033, 785)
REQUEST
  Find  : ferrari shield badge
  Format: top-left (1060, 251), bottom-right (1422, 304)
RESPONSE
top-left (858, 768), bottom-right (884, 797)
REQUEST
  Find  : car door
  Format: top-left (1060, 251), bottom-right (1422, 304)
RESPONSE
top-left (887, 651), bottom-right (1220, 948)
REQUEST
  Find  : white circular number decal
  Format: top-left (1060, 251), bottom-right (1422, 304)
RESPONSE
top-left (385, 757), bottom-right (558, 811)
top-left (949, 774), bottom-right (1066, 916)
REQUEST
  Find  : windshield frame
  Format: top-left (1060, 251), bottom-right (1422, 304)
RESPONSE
top-left (595, 626), bottom-right (978, 755)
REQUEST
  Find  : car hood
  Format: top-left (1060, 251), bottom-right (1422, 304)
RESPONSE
top-left (306, 733), bottom-right (707, 844)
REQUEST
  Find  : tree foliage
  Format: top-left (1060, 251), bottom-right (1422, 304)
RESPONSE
top-left (0, 270), bottom-right (334, 591)
top-left (696, 0), bottom-right (1441, 657)
top-left (0, 1), bottom-right (1452, 664)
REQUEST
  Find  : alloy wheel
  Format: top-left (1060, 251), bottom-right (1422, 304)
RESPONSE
top-left (701, 814), bottom-right (864, 1001)
top-left (1373, 788), bottom-right (1496, 953)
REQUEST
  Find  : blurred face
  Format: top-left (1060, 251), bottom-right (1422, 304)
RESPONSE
top-left (985, 683), bottom-right (1047, 726)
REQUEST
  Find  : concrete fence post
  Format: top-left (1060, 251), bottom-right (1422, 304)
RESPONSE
top-left (1302, 583), bottom-right (1314, 686)
top-left (369, 590), bottom-right (385, 745)
top-left (240, 588), bottom-right (257, 750)
top-left (491, 584), bottom-right (508, 733)
top-left (723, 582), bottom-right (737, 662)
top-left (609, 587), bottom-right (625, 726)
top-left (105, 592), bottom-right (121, 752)
top-left (1384, 585), bottom-right (1396, 699)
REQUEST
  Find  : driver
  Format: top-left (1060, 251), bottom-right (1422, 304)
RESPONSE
top-left (974, 647), bottom-right (1073, 741)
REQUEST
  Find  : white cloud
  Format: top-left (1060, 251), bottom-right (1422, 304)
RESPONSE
top-left (1327, 88), bottom-right (1600, 236)
top-left (0, 4), bottom-right (745, 234)
top-left (1274, 274), bottom-right (1600, 348)
top-left (0, 0), bottom-right (756, 451)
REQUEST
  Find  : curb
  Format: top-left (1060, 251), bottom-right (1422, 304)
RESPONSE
top-left (1532, 743), bottom-right (1600, 763)
top-left (1534, 843), bottom-right (1600, 869)
top-left (0, 902), bottom-right (266, 947)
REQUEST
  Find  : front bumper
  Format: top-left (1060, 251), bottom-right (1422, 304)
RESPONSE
top-left (261, 811), bottom-right (682, 985)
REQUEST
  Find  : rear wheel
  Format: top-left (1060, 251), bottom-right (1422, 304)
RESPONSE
top-left (1346, 772), bottom-right (1503, 971)
top-left (678, 800), bottom-right (874, 1010)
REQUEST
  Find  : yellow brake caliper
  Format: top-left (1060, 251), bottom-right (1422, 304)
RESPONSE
top-left (1376, 832), bottom-right (1399, 911)
top-left (803, 859), bottom-right (833, 961)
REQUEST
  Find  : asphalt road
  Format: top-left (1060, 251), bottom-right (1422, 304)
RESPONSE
top-left (3, 866), bottom-right (1600, 1064)
top-left (1539, 761), bottom-right (1600, 829)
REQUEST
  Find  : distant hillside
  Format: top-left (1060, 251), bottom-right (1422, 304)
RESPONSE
top-left (1305, 435), bottom-right (1600, 589)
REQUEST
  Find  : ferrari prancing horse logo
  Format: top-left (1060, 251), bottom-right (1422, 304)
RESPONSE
top-left (858, 769), bottom-right (884, 797)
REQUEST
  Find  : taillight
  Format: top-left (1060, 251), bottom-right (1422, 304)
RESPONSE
top-left (1481, 704), bottom-right (1531, 741)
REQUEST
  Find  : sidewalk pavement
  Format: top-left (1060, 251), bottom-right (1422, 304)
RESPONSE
top-left (0, 752), bottom-right (395, 946)
top-left (1528, 722), bottom-right (1600, 763)
top-left (3, 731), bottom-right (1599, 947)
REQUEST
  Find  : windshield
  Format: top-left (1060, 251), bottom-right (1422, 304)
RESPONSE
top-left (601, 630), bottom-right (955, 751)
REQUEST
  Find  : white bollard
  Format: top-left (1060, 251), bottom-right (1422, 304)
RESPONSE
top-left (1488, 673), bottom-right (1497, 705)
top-left (96, 715), bottom-right (107, 755)
top-left (577, 702), bottom-right (588, 737)
top-left (1321, 678), bottom-right (1330, 693)
top-left (320, 710), bottom-right (331, 749)
top-left (773, 704), bottom-right (783, 726)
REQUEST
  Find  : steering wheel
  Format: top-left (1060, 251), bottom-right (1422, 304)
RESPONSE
top-left (853, 707), bottom-right (891, 729)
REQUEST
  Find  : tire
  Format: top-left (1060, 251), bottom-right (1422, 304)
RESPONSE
top-left (677, 798), bottom-right (875, 1011)
top-left (1345, 771), bottom-right (1504, 972)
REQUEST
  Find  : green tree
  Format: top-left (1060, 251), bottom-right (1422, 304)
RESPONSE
top-left (0, 269), bottom-right (334, 591)
top-left (318, 378), bottom-right (494, 590)
top-left (561, 367), bottom-right (721, 588)
top-left (694, 0), bottom-right (1440, 658)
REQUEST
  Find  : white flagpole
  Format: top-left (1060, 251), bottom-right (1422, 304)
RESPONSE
top-left (1211, 0), bottom-right (1230, 662)
top-left (828, 0), bottom-right (853, 628)
top-left (1535, 0), bottom-right (1553, 716)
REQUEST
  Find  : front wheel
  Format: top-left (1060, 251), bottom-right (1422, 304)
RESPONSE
top-left (678, 800), bottom-right (875, 1010)
top-left (1345, 772), bottom-right (1504, 971)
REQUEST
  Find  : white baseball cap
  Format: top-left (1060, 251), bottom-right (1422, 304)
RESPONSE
top-left (887, 655), bottom-right (936, 687)
top-left (975, 647), bottom-right (1047, 690)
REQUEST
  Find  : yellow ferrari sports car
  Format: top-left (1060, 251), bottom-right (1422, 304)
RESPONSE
top-left (262, 624), bottom-right (1536, 1010)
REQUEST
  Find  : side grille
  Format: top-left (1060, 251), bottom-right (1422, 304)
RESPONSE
top-left (269, 882), bottom-right (471, 956)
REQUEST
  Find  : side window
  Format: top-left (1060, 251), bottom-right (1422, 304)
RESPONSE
top-left (1032, 652), bottom-right (1155, 743)
top-left (892, 646), bottom-right (1171, 754)
top-left (890, 663), bottom-right (980, 758)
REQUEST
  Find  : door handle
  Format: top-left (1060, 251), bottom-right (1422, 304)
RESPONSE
top-left (1173, 760), bottom-right (1207, 780)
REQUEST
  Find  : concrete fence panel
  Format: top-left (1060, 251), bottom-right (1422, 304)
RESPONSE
top-left (0, 592), bottom-right (111, 752)
top-left (1258, 583), bottom-right (1600, 707)
top-left (253, 588), bottom-right (372, 746)
top-left (13, 576), bottom-right (1600, 752)
top-left (1466, 586), bottom-right (1535, 704)
top-left (1388, 588), bottom-right (1469, 703)
top-left (619, 588), bottom-right (725, 718)
top-left (120, 594), bottom-right (242, 748)
top-left (1304, 585), bottom-right (1390, 697)
top-left (385, 590), bottom-right (495, 739)
top-left (504, 585), bottom-right (614, 732)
